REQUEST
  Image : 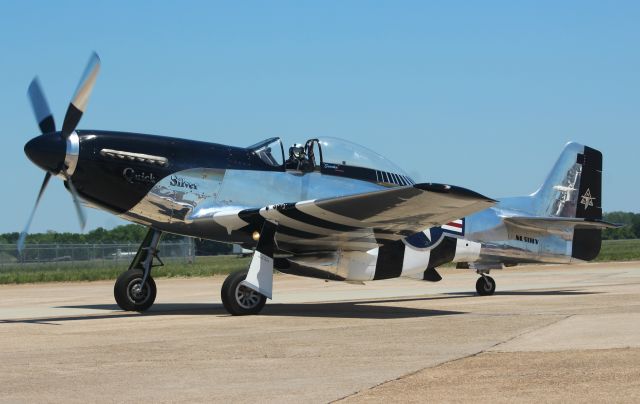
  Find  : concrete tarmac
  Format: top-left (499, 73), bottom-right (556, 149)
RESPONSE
top-left (0, 262), bottom-right (639, 403)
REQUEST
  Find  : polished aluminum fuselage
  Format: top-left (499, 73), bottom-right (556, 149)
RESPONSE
top-left (70, 133), bottom-right (598, 280)
top-left (118, 165), bottom-right (579, 275)
top-left (465, 201), bottom-right (573, 267)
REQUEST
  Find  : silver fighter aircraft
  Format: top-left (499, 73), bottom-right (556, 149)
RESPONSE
top-left (19, 54), bottom-right (616, 315)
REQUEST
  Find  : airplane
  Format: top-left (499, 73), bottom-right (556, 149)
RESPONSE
top-left (18, 53), bottom-right (617, 315)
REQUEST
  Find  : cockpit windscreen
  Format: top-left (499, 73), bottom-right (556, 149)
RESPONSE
top-left (248, 137), bottom-right (285, 168)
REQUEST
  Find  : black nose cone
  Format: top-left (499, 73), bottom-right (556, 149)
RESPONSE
top-left (24, 133), bottom-right (65, 173)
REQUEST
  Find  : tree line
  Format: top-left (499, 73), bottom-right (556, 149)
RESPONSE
top-left (602, 212), bottom-right (640, 240)
top-left (0, 224), bottom-right (232, 256)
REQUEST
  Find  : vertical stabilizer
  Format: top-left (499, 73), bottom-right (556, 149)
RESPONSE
top-left (531, 142), bottom-right (603, 220)
top-left (530, 142), bottom-right (604, 260)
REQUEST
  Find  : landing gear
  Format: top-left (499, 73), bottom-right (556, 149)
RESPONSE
top-left (220, 220), bottom-right (276, 315)
top-left (114, 228), bottom-right (163, 312)
top-left (114, 269), bottom-right (157, 311)
top-left (475, 274), bottom-right (496, 296)
top-left (221, 270), bottom-right (267, 315)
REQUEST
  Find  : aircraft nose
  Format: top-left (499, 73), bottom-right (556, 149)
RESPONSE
top-left (24, 133), bottom-right (66, 173)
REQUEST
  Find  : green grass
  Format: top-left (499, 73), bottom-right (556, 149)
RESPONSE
top-left (0, 255), bottom-right (250, 284)
top-left (1, 239), bottom-right (638, 284)
top-left (596, 239), bottom-right (640, 262)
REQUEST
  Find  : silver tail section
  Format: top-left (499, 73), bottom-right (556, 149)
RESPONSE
top-left (528, 142), bottom-right (605, 261)
top-left (529, 142), bottom-right (602, 221)
top-left (493, 142), bottom-right (612, 263)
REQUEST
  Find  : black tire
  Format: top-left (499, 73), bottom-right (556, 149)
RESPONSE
top-left (476, 276), bottom-right (496, 296)
top-left (221, 270), bottom-right (267, 315)
top-left (114, 269), bottom-right (157, 312)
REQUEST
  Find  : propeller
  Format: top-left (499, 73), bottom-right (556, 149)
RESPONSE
top-left (17, 53), bottom-right (100, 255)
top-left (62, 52), bottom-right (100, 138)
top-left (27, 78), bottom-right (56, 134)
top-left (17, 172), bottom-right (51, 254)
top-left (65, 172), bottom-right (87, 230)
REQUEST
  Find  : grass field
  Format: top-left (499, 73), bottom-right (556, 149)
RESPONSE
top-left (0, 255), bottom-right (250, 284)
top-left (596, 239), bottom-right (640, 262)
top-left (0, 239), bottom-right (638, 285)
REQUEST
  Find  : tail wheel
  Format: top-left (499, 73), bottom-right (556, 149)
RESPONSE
top-left (221, 270), bottom-right (267, 315)
top-left (114, 269), bottom-right (157, 312)
top-left (476, 276), bottom-right (496, 296)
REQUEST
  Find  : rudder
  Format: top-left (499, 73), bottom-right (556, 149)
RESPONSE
top-left (574, 146), bottom-right (602, 220)
top-left (573, 145), bottom-right (603, 260)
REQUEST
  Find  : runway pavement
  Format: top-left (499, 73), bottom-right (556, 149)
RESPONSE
top-left (0, 262), bottom-right (639, 403)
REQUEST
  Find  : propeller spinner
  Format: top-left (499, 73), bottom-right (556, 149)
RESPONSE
top-left (18, 52), bottom-right (101, 254)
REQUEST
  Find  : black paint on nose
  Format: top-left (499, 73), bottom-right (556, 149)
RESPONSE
top-left (24, 133), bottom-right (65, 173)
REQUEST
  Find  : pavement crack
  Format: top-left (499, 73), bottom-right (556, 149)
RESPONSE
top-left (332, 314), bottom-right (574, 403)
top-left (485, 314), bottom-right (574, 352)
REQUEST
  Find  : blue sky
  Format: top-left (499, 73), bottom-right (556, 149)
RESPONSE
top-left (0, 1), bottom-right (638, 233)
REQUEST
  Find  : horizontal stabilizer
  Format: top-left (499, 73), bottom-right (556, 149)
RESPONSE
top-left (504, 216), bottom-right (620, 235)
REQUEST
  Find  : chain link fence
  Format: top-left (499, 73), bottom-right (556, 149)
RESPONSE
top-left (0, 239), bottom-right (195, 268)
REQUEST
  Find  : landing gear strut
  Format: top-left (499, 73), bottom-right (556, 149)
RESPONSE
top-left (114, 228), bottom-right (163, 312)
top-left (475, 273), bottom-right (496, 296)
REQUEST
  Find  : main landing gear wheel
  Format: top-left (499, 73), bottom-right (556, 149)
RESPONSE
top-left (221, 270), bottom-right (267, 316)
top-left (114, 269), bottom-right (157, 312)
top-left (476, 275), bottom-right (496, 296)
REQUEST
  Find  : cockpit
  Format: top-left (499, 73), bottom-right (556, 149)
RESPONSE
top-left (247, 136), bottom-right (415, 187)
top-left (284, 139), bottom-right (320, 172)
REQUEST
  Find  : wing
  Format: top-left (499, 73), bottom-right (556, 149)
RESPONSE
top-left (204, 183), bottom-right (495, 253)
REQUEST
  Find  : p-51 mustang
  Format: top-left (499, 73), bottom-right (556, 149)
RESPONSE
top-left (19, 53), bottom-right (616, 315)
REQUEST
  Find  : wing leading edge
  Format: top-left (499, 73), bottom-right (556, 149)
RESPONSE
top-left (290, 183), bottom-right (495, 234)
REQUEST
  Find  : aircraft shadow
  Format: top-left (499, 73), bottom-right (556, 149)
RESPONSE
top-left (262, 300), bottom-right (464, 319)
top-left (1, 296), bottom-right (470, 324)
top-left (2, 290), bottom-right (595, 325)
top-left (445, 289), bottom-right (599, 297)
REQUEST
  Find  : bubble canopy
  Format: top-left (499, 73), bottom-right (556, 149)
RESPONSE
top-left (248, 136), bottom-right (414, 186)
top-left (317, 137), bottom-right (410, 176)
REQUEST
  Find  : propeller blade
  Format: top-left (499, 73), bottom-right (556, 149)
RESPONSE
top-left (17, 172), bottom-right (52, 254)
top-left (65, 176), bottom-right (87, 230)
top-left (61, 52), bottom-right (101, 137)
top-left (27, 78), bottom-right (56, 134)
